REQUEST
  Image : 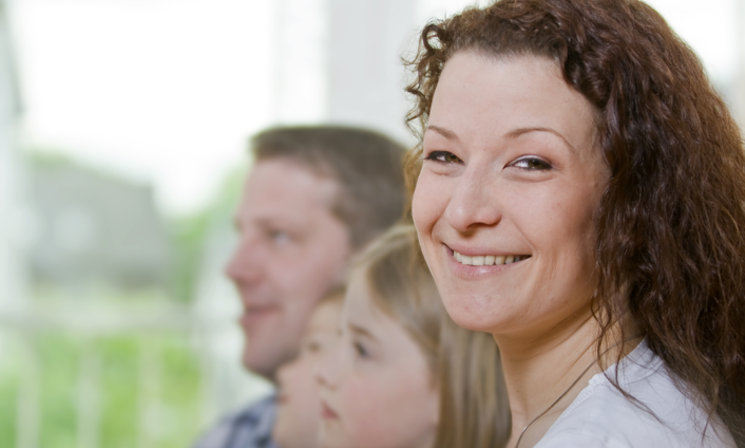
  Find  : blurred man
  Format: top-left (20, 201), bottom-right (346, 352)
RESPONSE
top-left (193, 126), bottom-right (406, 448)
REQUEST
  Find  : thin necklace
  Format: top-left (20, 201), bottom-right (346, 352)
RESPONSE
top-left (513, 335), bottom-right (642, 448)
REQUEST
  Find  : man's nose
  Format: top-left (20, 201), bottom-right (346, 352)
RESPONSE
top-left (224, 236), bottom-right (264, 283)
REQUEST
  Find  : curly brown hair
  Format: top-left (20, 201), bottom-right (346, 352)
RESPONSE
top-left (404, 0), bottom-right (745, 444)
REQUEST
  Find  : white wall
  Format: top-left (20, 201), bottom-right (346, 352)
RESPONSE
top-left (0, 0), bottom-right (25, 315)
top-left (324, 0), bottom-right (417, 143)
top-left (734, 0), bottom-right (745, 131)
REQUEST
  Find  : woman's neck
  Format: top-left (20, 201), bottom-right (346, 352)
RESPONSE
top-left (496, 310), bottom-right (631, 448)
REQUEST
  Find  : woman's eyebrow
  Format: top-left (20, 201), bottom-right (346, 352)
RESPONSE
top-left (425, 124), bottom-right (460, 141)
top-left (505, 126), bottom-right (578, 154)
top-left (427, 124), bottom-right (578, 154)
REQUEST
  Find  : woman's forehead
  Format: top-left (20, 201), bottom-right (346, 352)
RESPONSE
top-left (429, 52), bottom-right (599, 157)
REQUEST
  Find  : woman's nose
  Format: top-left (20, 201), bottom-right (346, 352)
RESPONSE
top-left (443, 166), bottom-right (501, 232)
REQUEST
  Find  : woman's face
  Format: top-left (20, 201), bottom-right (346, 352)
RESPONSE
top-left (316, 274), bottom-right (439, 448)
top-left (273, 299), bottom-right (343, 448)
top-left (412, 52), bottom-right (610, 340)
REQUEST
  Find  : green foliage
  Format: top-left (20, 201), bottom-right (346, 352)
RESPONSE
top-left (168, 212), bottom-right (212, 304)
top-left (167, 164), bottom-right (247, 303)
top-left (0, 364), bottom-right (18, 447)
top-left (8, 142), bottom-right (252, 448)
top-left (0, 334), bottom-right (204, 448)
top-left (24, 146), bottom-right (251, 304)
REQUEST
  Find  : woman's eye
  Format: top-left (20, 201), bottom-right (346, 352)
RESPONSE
top-left (510, 156), bottom-right (552, 170)
top-left (425, 151), bottom-right (462, 164)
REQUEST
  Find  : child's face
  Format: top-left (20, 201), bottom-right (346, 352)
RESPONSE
top-left (273, 299), bottom-right (343, 448)
top-left (316, 275), bottom-right (439, 448)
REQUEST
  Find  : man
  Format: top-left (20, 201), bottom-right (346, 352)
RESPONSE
top-left (193, 125), bottom-right (406, 448)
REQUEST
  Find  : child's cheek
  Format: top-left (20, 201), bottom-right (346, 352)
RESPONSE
top-left (341, 376), bottom-right (386, 443)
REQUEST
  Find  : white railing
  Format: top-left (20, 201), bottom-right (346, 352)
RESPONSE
top-left (0, 305), bottom-right (270, 448)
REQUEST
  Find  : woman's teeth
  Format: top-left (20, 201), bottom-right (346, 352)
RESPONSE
top-left (453, 250), bottom-right (528, 266)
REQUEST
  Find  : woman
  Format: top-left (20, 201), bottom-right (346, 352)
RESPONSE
top-left (405, 0), bottom-right (745, 447)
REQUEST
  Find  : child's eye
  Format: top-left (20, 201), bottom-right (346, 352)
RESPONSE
top-left (425, 150), bottom-right (463, 164)
top-left (353, 341), bottom-right (369, 358)
top-left (509, 156), bottom-right (552, 170)
top-left (304, 340), bottom-right (321, 354)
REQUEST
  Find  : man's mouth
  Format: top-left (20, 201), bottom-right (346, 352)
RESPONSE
top-left (239, 305), bottom-right (279, 326)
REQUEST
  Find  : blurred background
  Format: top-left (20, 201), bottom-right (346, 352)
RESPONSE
top-left (0, 0), bottom-right (742, 447)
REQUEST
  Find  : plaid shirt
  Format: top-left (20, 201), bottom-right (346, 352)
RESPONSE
top-left (192, 394), bottom-right (280, 448)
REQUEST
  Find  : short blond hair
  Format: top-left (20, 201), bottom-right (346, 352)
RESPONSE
top-left (352, 225), bottom-right (510, 448)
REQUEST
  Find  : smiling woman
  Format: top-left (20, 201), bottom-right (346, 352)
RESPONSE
top-left (405, 0), bottom-right (745, 447)
top-left (415, 54), bottom-right (608, 339)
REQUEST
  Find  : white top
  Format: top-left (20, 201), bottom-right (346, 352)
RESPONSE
top-left (535, 340), bottom-right (736, 448)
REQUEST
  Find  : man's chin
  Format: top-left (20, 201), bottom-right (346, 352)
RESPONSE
top-left (241, 345), bottom-right (287, 383)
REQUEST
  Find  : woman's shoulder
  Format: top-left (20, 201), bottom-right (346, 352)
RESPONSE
top-left (535, 341), bottom-right (735, 448)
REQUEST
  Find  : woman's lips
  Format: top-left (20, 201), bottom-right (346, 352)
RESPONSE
top-left (452, 249), bottom-right (531, 266)
top-left (444, 244), bottom-right (529, 279)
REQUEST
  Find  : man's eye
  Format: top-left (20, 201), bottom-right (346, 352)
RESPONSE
top-left (269, 230), bottom-right (290, 245)
top-left (425, 151), bottom-right (462, 164)
top-left (510, 156), bottom-right (552, 170)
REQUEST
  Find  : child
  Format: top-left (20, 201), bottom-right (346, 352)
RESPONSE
top-left (316, 225), bottom-right (510, 448)
top-left (272, 287), bottom-right (345, 448)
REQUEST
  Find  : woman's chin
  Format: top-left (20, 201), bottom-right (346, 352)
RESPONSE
top-left (441, 293), bottom-right (504, 333)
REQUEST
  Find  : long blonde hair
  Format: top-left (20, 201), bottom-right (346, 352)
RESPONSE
top-left (352, 225), bottom-right (510, 448)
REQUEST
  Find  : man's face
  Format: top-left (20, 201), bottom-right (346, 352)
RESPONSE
top-left (225, 159), bottom-right (351, 382)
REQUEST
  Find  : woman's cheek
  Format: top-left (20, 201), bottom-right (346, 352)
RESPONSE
top-left (412, 171), bottom-right (439, 228)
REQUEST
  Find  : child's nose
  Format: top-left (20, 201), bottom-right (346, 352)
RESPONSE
top-left (314, 344), bottom-right (342, 389)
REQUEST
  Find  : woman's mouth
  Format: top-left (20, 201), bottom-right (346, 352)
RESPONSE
top-left (452, 250), bottom-right (531, 266)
